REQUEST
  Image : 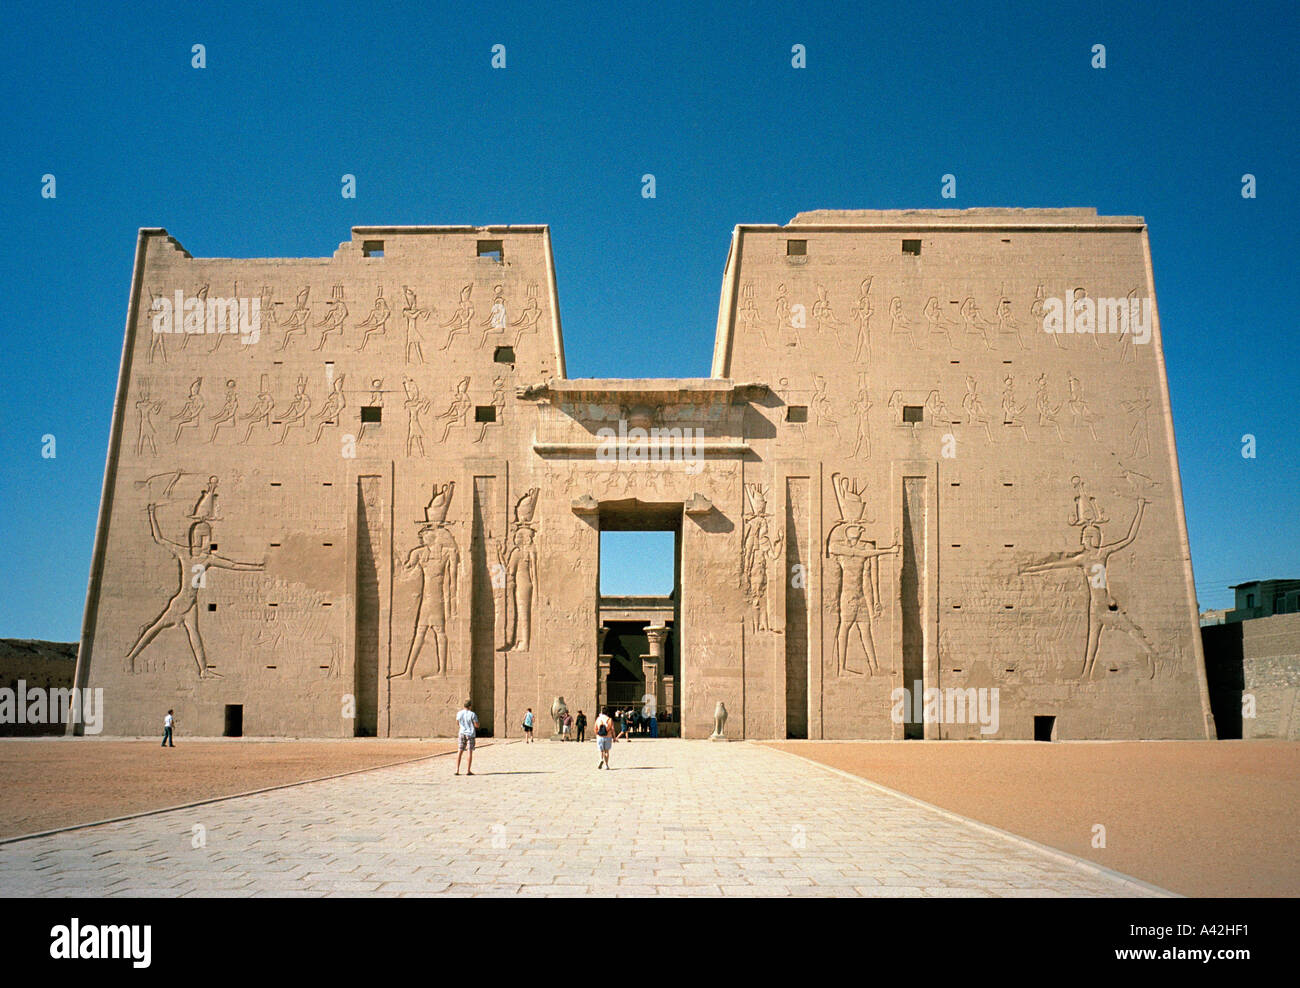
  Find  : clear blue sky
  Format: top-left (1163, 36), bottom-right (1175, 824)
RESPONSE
top-left (1, 0), bottom-right (1296, 638)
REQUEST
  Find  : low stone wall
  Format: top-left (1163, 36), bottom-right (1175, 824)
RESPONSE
top-left (1202, 612), bottom-right (1300, 740)
top-left (0, 640), bottom-right (79, 736)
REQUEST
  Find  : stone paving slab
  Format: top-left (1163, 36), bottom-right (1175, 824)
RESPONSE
top-left (0, 740), bottom-right (1169, 897)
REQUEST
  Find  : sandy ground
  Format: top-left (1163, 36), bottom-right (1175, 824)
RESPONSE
top-left (764, 740), bottom-right (1300, 897)
top-left (0, 738), bottom-right (458, 840)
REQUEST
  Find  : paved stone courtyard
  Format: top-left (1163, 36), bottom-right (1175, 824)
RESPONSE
top-left (0, 740), bottom-right (1168, 897)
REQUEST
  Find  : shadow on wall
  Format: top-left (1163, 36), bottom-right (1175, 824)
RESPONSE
top-left (1201, 623), bottom-right (1244, 739)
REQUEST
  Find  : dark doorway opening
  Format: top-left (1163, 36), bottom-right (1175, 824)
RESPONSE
top-left (1034, 715), bottom-right (1056, 742)
top-left (224, 704), bottom-right (243, 737)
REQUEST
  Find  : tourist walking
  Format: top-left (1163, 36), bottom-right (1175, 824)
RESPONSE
top-left (523, 707), bottom-right (534, 742)
top-left (595, 707), bottom-right (619, 769)
top-left (161, 709), bottom-right (175, 748)
top-left (455, 699), bottom-right (478, 775)
top-left (617, 708), bottom-right (629, 741)
top-left (575, 710), bottom-right (587, 742)
top-left (562, 711), bottom-right (573, 740)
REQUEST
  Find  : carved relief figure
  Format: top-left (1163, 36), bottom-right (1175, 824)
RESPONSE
top-left (207, 379), bottom-right (239, 443)
top-left (850, 277), bottom-right (873, 361)
top-left (309, 374), bottom-right (346, 445)
top-left (742, 485), bottom-right (784, 632)
top-left (355, 287), bottom-right (391, 352)
top-left (812, 284), bottom-right (847, 347)
top-left (402, 378), bottom-right (430, 457)
top-left (826, 474), bottom-right (898, 676)
top-left (178, 284), bottom-right (208, 350)
top-left (312, 285), bottom-right (348, 350)
top-left (135, 388), bottom-right (163, 456)
top-left (272, 376), bottom-right (311, 445)
top-left (436, 377), bottom-right (472, 443)
top-left (474, 375), bottom-right (506, 443)
top-left (497, 488), bottom-right (540, 652)
top-left (811, 375), bottom-right (839, 438)
top-left (888, 296), bottom-right (915, 349)
top-left (996, 295), bottom-right (1027, 351)
top-left (147, 289), bottom-right (167, 363)
top-left (1033, 373), bottom-right (1068, 443)
top-left (440, 284), bottom-right (475, 350)
top-left (1018, 496), bottom-right (1154, 679)
top-left (850, 374), bottom-right (872, 459)
top-left (510, 282), bottom-right (543, 348)
top-left (126, 478), bottom-right (265, 678)
top-left (922, 296), bottom-right (955, 352)
top-left (477, 284), bottom-right (508, 348)
top-left (277, 286), bottom-right (311, 351)
top-left (962, 375), bottom-right (993, 442)
top-left (358, 379), bottom-right (383, 442)
top-left (171, 378), bottom-right (204, 444)
top-left (1116, 288), bottom-right (1139, 364)
top-left (1122, 387), bottom-right (1153, 459)
top-left (774, 283), bottom-right (799, 347)
top-left (401, 286), bottom-right (431, 363)
top-left (1032, 284), bottom-right (1060, 350)
top-left (960, 296), bottom-right (994, 350)
top-left (1066, 373), bottom-right (1101, 441)
top-left (1000, 375), bottom-right (1032, 443)
top-left (740, 282), bottom-right (768, 347)
top-left (391, 482), bottom-right (460, 679)
top-left (239, 375), bottom-right (274, 445)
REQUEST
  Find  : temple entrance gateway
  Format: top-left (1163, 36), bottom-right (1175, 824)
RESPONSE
top-left (596, 506), bottom-right (681, 737)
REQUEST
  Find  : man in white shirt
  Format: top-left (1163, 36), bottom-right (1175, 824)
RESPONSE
top-left (161, 709), bottom-right (175, 748)
top-left (455, 700), bottom-right (478, 776)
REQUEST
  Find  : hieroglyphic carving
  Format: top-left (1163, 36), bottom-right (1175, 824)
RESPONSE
top-left (1067, 373), bottom-right (1101, 441)
top-left (474, 376), bottom-right (506, 443)
top-left (391, 482), bottom-right (460, 679)
top-left (826, 474), bottom-right (898, 676)
top-left (309, 374), bottom-right (346, 444)
top-left (812, 284), bottom-right (847, 347)
top-left (742, 485), bottom-right (784, 632)
top-left (239, 375), bottom-right (274, 445)
top-left (436, 376), bottom-right (472, 443)
top-left (272, 376), bottom-right (311, 445)
top-left (1122, 387), bottom-right (1153, 459)
top-left (960, 296), bottom-right (994, 350)
top-left (888, 296), bottom-right (915, 349)
top-left (355, 287), bottom-right (390, 352)
top-left (178, 284), bottom-right (207, 350)
top-left (999, 375), bottom-right (1033, 443)
top-left (774, 284), bottom-right (799, 347)
top-left (850, 277), bottom-right (873, 361)
top-left (922, 296), bottom-right (956, 351)
top-left (277, 286), bottom-right (311, 351)
top-left (510, 282), bottom-right (543, 348)
top-left (207, 379), bottom-right (239, 443)
top-left (962, 375), bottom-right (994, 442)
top-left (995, 293), bottom-right (1027, 351)
top-left (171, 378), bottom-right (204, 444)
top-left (497, 488), bottom-right (539, 652)
top-left (811, 375), bottom-right (839, 437)
top-left (313, 285), bottom-right (348, 350)
top-left (477, 284), bottom-right (508, 349)
top-left (440, 284), bottom-right (474, 350)
top-left (850, 374), bottom-right (872, 459)
top-left (126, 475), bottom-right (265, 678)
top-left (402, 378), bottom-right (431, 457)
top-left (740, 282), bottom-right (767, 347)
top-left (401, 286), bottom-right (431, 363)
top-left (147, 289), bottom-right (167, 363)
top-left (1018, 493), bottom-right (1154, 679)
top-left (135, 386), bottom-right (163, 456)
top-left (1033, 373), bottom-right (1069, 443)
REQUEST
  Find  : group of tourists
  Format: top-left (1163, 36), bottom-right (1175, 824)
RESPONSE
top-left (455, 700), bottom-right (644, 772)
